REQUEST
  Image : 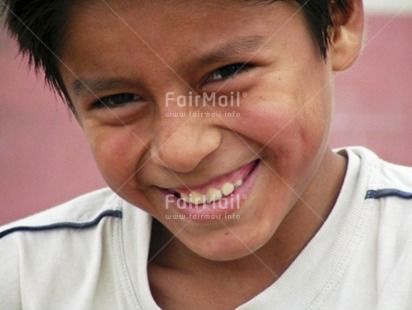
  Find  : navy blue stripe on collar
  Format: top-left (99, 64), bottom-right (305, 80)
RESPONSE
top-left (0, 210), bottom-right (122, 239)
top-left (365, 189), bottom-right (412, 200)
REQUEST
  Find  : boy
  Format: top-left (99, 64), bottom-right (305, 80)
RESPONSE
top-left (1, 0), bottom-right (412, 309)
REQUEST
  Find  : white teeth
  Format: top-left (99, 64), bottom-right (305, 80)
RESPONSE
top-left (180, 192), bottom-right (206, 205)
top-left (234, 178), bottom-right (243, 187)
top-left (206, 188), bottom-right (223, 203)
top-left (178, 178), bottom-right (244, 205)
top-left (190, 191), bottom-right (206, 205)
top-left (180, 193), bottom-right (191, 203)
top-left (221, 182), bottom-right (235, 196)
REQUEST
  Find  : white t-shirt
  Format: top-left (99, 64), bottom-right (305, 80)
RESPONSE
top-left (1, 147), bottom-right (412, 309)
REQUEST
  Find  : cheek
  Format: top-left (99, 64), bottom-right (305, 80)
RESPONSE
top-left (232, 90), bottom-right (332, 184)
top-left (234, 65), bottom-right (333, 154)
top-left (231, 96), bottom-right (307, 151)
top-left (84, 125), bottom-right (142, 188)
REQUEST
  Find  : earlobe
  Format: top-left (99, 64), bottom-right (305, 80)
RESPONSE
top-left (330, 0), bottom-right (364, 71)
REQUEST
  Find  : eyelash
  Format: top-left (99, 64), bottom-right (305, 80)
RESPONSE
top-left (92, 93), bottom-right (141, 109)
top-left (203, 63), bottom-right (254, 85)
top-left (89, 63), bottom-right (252, 109)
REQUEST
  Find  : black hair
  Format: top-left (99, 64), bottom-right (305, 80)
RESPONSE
top-left (1, 0), bottom-right (351, 112)
top-left (2, 0), bottom-right (75, 111)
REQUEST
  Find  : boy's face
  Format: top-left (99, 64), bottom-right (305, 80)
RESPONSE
top-left (60, 0), bottom-right (337, 260)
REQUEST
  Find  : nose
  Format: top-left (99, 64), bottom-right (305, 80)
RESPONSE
top-left (151, 108), bottom-right (221, 173)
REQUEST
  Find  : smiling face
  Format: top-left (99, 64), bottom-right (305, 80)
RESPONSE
top-left (59, 0), bottom-right (352, 261)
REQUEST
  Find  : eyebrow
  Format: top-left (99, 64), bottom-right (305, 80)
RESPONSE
top-left (70, 78), bottom-right (137, 98)
top-left (198, 35), bottom-right (266, 66)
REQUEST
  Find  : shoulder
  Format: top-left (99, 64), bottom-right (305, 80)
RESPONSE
top-left (346, 147), bottom-right (412, 253)
top-left (342, 146), bottom-right (412, 198)
top-left (0, 187), bottom-right (123, 240)
top-left (0, 188), bottom-right (128, 260)
top-left (356, 147), bottom-right (412, 202)
top-left (337, 147), bottom-right (412, 244)
top-left (0, 189), bottom-right (151, 308)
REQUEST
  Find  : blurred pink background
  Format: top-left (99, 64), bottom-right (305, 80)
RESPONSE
top-left (1, 15), bottom-right (412, 225)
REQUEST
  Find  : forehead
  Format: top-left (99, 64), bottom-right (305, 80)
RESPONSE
top-left (63, 0), bottom-right (300, 54)
top-left (65, 1), bottom-right (302, 58)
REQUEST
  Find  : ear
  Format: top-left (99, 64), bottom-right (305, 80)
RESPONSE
top-left (329, 0), bottom-right (364, 71)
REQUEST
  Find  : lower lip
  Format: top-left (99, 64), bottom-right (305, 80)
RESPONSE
top-left (162, 160), bottom-right (260, 222)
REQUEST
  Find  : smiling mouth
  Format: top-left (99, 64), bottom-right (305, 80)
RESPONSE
top-left (166, 160), bottom-right (260, 206)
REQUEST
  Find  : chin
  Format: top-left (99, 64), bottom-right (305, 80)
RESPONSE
top-left (188, 228), bottom-right (273, 262)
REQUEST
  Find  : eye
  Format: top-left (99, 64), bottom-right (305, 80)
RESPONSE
top-left (203, 63), bottom-right (254, 85)
top-left (92, 93), bottom-right (142, 109)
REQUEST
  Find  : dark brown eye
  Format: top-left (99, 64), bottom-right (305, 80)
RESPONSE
top-left (93, 93), bottom-right (141, 109)
top-left (204, 63), bottom-right (254, 84)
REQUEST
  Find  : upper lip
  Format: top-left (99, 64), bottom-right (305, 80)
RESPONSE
top-left (166, 160), bottom-right (259, 195)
